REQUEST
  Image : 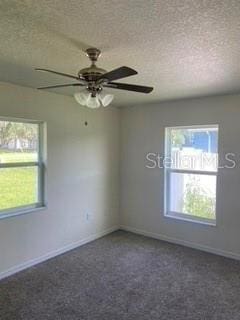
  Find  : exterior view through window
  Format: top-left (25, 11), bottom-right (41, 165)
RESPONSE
top-left (0, 118), bottom-right (45, 217)
top-left (164, 125), bottom-right (218, 224)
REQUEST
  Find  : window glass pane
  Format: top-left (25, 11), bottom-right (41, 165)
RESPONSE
top-left (169, 127), bottom-right (218, 171)
top-left (169, 172), bottom-right (216, 220)
top-left (0, 121), bottom-right (38, 163)
top-left (0, 167), bottom-right (38, 211)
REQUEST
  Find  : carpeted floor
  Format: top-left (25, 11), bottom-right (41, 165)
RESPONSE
top-left (1, 231), bottom-right (240, 320)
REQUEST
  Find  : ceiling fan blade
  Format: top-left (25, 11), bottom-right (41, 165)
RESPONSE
top-left (98, 66), bottom-right (137, 82)
top-left (105, 82), bottom-right (153, 93)
top-left (35, 68), bottom-right (80, 80)
top-left (37, 83), bottom-right (84, 90)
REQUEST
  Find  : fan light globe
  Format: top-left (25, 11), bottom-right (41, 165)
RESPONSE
top-left (74, 92), bottom-right (90, 106)
top-left (99, 93), bottom-right (114, 107)
top-left (86, 96), bottom-right (101, 109)
top-left (74, 90), bottom-right (115, 109)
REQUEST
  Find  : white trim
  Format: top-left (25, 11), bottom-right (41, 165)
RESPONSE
top-left (0, 116), bottom-right (45, 124)
top-left (0, 225), bottom-right (119, 281)
top-left (0, 205), bottom-right (47, 220)
top-left (169, 168), bottom-right (217, 175)
top-left (0, 162), bottom-right (38, 168)
top-left (165, 211), bottom-right (216, 226)
top-left (166, 124), bottom-right (219, 131)
top-left (120, 225), bottom-right (240, 261)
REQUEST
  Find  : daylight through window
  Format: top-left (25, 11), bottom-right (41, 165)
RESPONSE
top-left (164, 125), bottom-right (218, 224)
top-left (0, 118), bottom-right (45, 218)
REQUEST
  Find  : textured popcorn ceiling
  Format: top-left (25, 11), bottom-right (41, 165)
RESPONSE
top-left (0, 0), bottom-right (240, 107)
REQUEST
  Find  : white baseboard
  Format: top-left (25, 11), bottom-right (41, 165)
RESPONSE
top-left (120, 225), bottom-right (240, 261)
top-left (2, 225), bottom-right (239, 281)
top-left (0, 225), bottom-right (119, 281)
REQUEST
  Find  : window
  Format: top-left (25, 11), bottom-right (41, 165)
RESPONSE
top-left (0, 118), bottom-right (46, 218)
top-left (164, 125), bottom-right (218, 225)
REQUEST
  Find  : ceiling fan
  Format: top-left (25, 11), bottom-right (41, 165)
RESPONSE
top-left (35, 48), bottom-right (153, 108)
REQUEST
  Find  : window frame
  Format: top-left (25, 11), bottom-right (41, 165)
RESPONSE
top-left (0, 117), bottom-right (46, 219)
top-left (164, 124), bottom-right (218, 226)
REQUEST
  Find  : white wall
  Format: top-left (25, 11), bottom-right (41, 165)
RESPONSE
top-left (0, 82), bottom-right (120, 277)
top-left (120, 94), bottom-right (240, 259)
top-left (2, 82), bottom-right (240, 279)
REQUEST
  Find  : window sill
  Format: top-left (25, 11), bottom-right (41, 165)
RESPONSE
top-left (164, 212), bottom-right (216, 227)
top-left (0, 205), bottom-right (47, 220)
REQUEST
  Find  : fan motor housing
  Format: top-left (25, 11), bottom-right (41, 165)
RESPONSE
top-left (78, 65), bottom-right (107, 82)
top-left (78, 47), bottom-right (107, 82)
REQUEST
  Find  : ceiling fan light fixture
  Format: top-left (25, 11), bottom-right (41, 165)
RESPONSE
top-left (99, 93), bottom-right (114, 107)
top-left (74, 92), bottom-right (91, 106)
top-left (86, 96), bottom-right (101, 109)
top-left (36, 48), bottom-right (154, 109)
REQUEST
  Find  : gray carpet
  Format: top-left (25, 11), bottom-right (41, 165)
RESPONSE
top-left (1, 231), bottom-right (240, 320)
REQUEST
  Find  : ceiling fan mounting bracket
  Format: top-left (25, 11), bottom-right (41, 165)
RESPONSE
top-left (85, 47), bottom-right (101, 63)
